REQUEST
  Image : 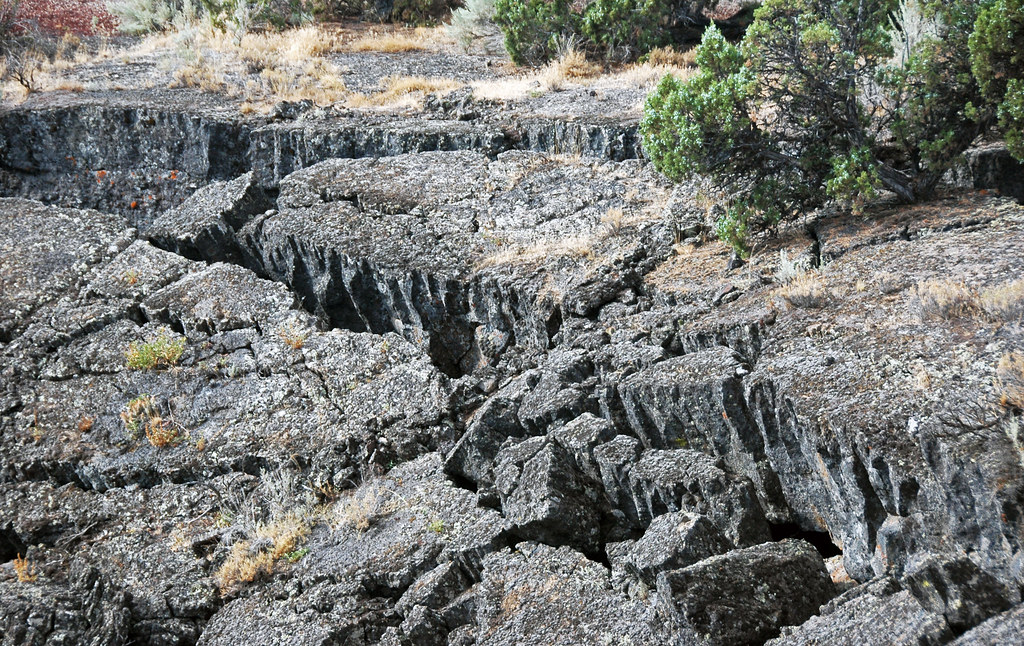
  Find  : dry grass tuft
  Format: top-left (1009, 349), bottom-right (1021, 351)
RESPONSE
top-left (215, 514), bottom-right (310, 592)
top-left (997, 352), bottom-right (1024, 410)
top-left (979, 279), bottom-right (1024, 322)
top-left (333, 482), bottom-right (406, 533)
top-left (121, 394), bottom-right (179, 447)
top-left (644, 46), bottom-right (697, 68)
top-left (347, 75), bottom-right (462, 108)
top-left (169, 55), bottom-right (226, 92)
top-left (775, 249), bottom-right (812, 285)
top-left (776, 273), bottom-right (829, 309)
top-left (475, 235), bottom-right (596, 270)
top-left (913, 279), bottom-right (979, 320)
top-left (540, 49), bottom-right (601, 90)
top-left (77, 416), bottom-right (95, 433)
top-left (347, 27), bottom-right (447, 53)
top-left (125, 330), bottom-right (186, 370)
top-left (13, 554), bottom-right (37, 583)
top-left (257, 60), bottom-right (348, 106)
top-left (279, 324), bottom-right (308, 350)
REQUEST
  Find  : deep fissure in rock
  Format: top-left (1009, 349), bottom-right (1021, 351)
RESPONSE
top-left (769, 522), bottom-right (842, 559)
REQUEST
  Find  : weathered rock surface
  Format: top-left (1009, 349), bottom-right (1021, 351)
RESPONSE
top-left (657, 540), bottom-right (837, 645)
top-left (768, 578), bottom-right (952, 646)
top-left (2, 135), bottom-right (1024, 646)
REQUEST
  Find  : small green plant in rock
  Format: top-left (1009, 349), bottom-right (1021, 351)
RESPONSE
top-left (125, 331), bottom-right (186, 370)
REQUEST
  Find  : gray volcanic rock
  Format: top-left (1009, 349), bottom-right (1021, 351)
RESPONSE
top-left (473, 542), bottom-right (661, 645)
top-left (951, 602), bottom-right (1024, 645)
top-left (0, 563), bottom-right (131, 646)
top-left (901, 554), bottom-right (1018, 631)
top-left (493, 438), bottom-right (603, 554)
top-left (549, 413), bottom-right (617, 482)
top-left (769, 578), bottom-right (952, 646)
top-left (3, 112), bottom-right (1024, 646)
top-left (141, 262), bottom-right (297, 337)
top-left (627, 447), bottom-right (770, 547)
top-left (616, 346), bottom-right (789, 523)
top-left (148, 172), bottom-right (271, 261)
top-left (0, 198), bottom-right (130, 340)
top-left (657, 539), bottom-right (837, 646)
top-left (620, 511), bottom-right (732, 587)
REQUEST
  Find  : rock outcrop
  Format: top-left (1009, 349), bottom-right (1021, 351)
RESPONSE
top-left (2, 138), bottom-right (1023, 646)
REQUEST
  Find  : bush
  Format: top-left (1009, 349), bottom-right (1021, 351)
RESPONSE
top-left (970, 0), bottom-right (1024, 160)
top-left (106, 0), bottom-right (178, 32)
top-left (493, 0), bottom-right (577, 65)
top-left (449, 0), bottom-right (503, 53)
top-left (1, 0), bottom-right (53, 93)
top-left (493, 0), bottom-right (712, 65)
top-left (641, 0), bottom-right (996, 257)
top-left (580, 0), bottom-right (673, 62)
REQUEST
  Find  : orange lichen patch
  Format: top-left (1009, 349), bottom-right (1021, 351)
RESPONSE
top-left (95, 169), bottom-right (107, 182)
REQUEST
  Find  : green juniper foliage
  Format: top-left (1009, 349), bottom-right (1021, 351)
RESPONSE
top-left (493, 0), bottom-right (717, 65)
top-left (970, 0), bottom-right (1024, 159)
top-left (641, 0), bottom-right (1005, 257)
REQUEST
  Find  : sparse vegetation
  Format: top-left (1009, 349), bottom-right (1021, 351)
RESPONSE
top-left (125, 330), bottom-right (186, 370)
top-left (13, 553), bottom-right (37, 583)
top-left (997, 352), bottom-right (1024, 411)
top-left (475, 235), bottom-right (595, 270)
top-left (215, 512), bottom-right (310, 591)
top-left (347, 26), bottom-right (443, 53)
top-left (913, 280), bottom-right (980, 321)
top-left (214, 466), bottom-right (316, 593)
top-left (279, 324), bottom-right (308, 349)
top-left (979, 279), bottom-right (1024, 322)
top-left (77, 416), bottom-right (94, 433)
top-left (775, 273), bottom-right (829, 310)
top-left (775, 249), bottom-right (812, 285)
top-left (121, 394), bottom-right (179, 447)
top-left (333, 481), bottom-right (407, 532)
top-left (347, 75), bottom-right (461, 108)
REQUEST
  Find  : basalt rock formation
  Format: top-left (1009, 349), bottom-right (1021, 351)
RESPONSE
top-left (1, 82), bottom-right (1023, 646)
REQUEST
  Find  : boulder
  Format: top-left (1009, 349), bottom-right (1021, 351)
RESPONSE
top-left (657, 539), bottom-right (836, 646)
top-left (620, 511), bottom-right (732, 587)
top-left (769, 578), bottom-right (951, 646)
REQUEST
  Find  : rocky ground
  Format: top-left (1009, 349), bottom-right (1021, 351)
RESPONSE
top-left (2, 24), bottom-right (1024, 646)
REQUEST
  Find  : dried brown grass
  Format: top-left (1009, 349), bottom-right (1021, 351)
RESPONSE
top-left (997, 352), bottom-right (1024, 410)
top-left (333, 483), bottom-right (406, 533)
top-left (776, 273), bottom-right (829, 309)
top-left (980, 279), bottom-right (1024, 322)
top-left (644, 46), bottom-right (697, 67)
top-left (913, 280), bottom-right (979, 320)
top-left (347, 75), bottom-right (462, 109)
top-left (347, 27), bottom-right (448, 53)
top-left (215, 514), bottom-right (309, 592)
top-left (476, 236), bottom-right (596, 270)
top-left (13, 554), bottom-right (37, 583)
